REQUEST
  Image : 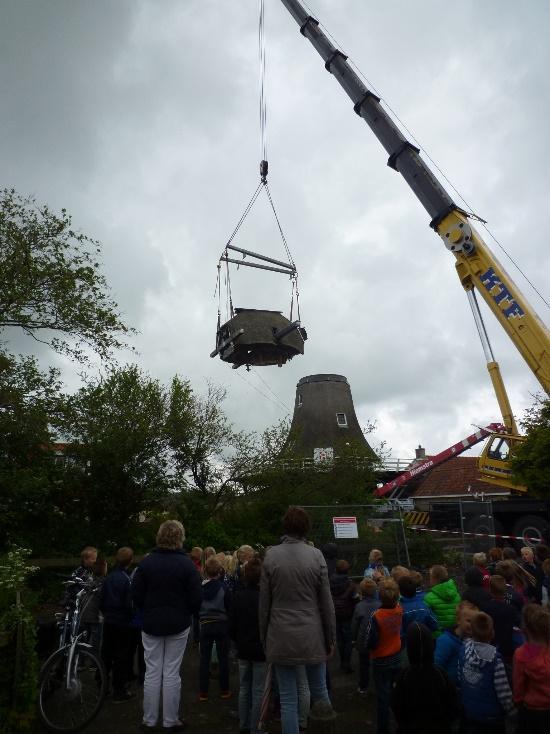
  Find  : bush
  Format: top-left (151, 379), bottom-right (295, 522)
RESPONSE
top-left (0, 547), bottom-right (40, 733)
top-left (404, 528), bottom-right (445, 569)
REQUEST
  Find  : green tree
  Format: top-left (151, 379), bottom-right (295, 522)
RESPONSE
top-left (233, 435), bottom-right (381, 542)
top-left (511, 395), bottom-right (550, 497)
top-left (169, 383), bottom-right (283, 517)
top-left (0, 188), bottom-right (133, 363)
top-left (0, 353), bottom-right (66, 552)
top-left (60, 366), bottom-right (196, 551)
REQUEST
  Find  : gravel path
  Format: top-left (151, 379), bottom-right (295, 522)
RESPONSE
top-left (38, 643), bottom-right (376, 734)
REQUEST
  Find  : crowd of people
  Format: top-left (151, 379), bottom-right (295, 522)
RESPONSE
top-left (69, 509), bottom-right (550, 734)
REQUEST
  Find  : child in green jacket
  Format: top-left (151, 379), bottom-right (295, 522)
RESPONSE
top-left (425, 565), bottom-right (461, 635)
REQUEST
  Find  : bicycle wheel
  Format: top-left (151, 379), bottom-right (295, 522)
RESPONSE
top-left (38, 644), bottom-right (106, 733)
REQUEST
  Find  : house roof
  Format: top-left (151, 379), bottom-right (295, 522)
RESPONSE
top-left (409, 455), bottom-right (509, 498)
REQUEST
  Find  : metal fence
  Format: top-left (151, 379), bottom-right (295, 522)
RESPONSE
top-left (411, 499), bottom-right (499, 569)
top-left (303, 504), bottom-right (410, 577)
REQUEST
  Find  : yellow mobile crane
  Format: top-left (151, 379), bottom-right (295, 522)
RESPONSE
top-left (279, 0), bottom-right (550, 495)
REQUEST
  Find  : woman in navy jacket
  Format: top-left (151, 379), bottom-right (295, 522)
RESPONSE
top-left (132, 520), bottom-right (202, 732)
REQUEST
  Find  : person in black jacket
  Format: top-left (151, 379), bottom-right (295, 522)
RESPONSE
top-left (329, 559), bottom-right (358, 673)
top-left (321, 543), bottom-right (338, 578)
top-left (100, 546), bottom-right (134, 702)
top-left (391, 622), bottom-right (459, 734)
top-left (484, 575), bottom-right (521, 671)
top-left (131, 520), bottom-right (202, 732)
top-left (462, 567), bottom-right (491, 611)
top-left (521, 547), bottom-right (543, 604)
top-left (228, 559), bottom-right (267, 734)
top-left (198, 556), bottom-right (232, 701)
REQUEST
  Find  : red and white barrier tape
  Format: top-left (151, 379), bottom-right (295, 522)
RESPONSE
top-left (409, 525), bottom-right (541, 543)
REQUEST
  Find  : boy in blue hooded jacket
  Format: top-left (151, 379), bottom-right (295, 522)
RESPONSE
top-left (398, 576), bottom-right (439, 636)
top-left (458, 611), bottom-right (515, 734)
top-left (434, 600), bottom-right (477, 686)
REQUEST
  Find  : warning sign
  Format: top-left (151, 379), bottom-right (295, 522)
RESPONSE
top-left (314, 447), bottom-right (334, 464)
top-left (332, 516), bottom-right (358, 539)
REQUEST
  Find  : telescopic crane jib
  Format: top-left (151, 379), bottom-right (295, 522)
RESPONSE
top-left (278, 0), bottom-right (550, 491)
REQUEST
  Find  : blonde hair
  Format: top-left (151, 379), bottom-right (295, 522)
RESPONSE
top-left (359, 578), bottom-right (377, 598)
top-left (190, 546), bottom-right (203, 561)
top-left (390, 565), bottom-right (409, 582)
top-left (378, 579), bottom-right (399, 607)
top-left (204, 546), bottom-right (216, 559)
top-left (81, 546), bottom-right (98, 562)
top-left (238, 544), bottom-right (255, 561)
top-left (430, 565), bottom-right (448, 583)
top-left (523, 603), bottom-right (550, 645)
top-left (473, 552), bottom-right (487, 567)
top-left (156, 520), bottom-right (184, 550)
top-left (457, 600), bottom-right (478, 619)
top-left (368, 548), bottom-right (383, 563)
top-left (471, 611), bottom-right (494, 643)
top-left (224, 553), bottom-right (238, 575)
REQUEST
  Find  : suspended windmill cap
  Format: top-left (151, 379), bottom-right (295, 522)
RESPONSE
top-left (211, 308), bottom-right (307, 370)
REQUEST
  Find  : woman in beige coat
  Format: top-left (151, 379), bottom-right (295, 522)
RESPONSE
top-left (259, 506), bottom-right (336, 734)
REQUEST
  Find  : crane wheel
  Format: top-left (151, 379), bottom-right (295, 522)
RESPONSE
top-left (512, 515), bottom-right (550, 548)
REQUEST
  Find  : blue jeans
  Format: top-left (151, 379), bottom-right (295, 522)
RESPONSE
top-left (238, 660), bottom-right (267, 733)
top-left (275, 662), bottom-right (330, 734)
top-left (372, 653), bottom-right (401, 734)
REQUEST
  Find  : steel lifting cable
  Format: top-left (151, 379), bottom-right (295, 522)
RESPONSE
top-left (214, 0), bottom-right (302, 325)
top-left (300, 0), bottom-right (549, 311)
top-left (264, 180), bottom-right (302, 321)
top-left (226, 182), bottom-right (263, 248)
top-left (214, 264), bottom-right (222, 330)
top-left (258, 0), bottom-right (299, 284)
top-left (259, 0), bottom-right (267, 166)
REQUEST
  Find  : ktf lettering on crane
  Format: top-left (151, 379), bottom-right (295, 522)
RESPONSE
top-left (480, 267), bottom-right (525, 319)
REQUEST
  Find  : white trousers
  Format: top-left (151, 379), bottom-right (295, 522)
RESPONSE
top-left (142, 627), bottom-right (190, 728)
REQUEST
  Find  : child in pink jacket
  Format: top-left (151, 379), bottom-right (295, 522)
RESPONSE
top-left (513, 604), bottom-right (550, 734)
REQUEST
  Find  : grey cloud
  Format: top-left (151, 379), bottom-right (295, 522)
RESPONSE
top-left (1, 0), bottom-right (548, 459)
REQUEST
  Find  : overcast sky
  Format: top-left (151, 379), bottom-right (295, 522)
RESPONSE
top-left (2, 0), bottom-right (549, 459)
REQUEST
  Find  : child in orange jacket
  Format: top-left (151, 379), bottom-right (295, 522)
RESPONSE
top-left (359, 579), bottom-right (403, 734)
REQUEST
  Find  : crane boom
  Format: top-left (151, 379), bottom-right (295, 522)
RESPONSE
top-left (374, 423), bottom-right (506, 498)
top-left (279, 0), bottom-right (550, 394)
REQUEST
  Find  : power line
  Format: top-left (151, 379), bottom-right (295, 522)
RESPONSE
top-left (253, 369), bottom-right (292, 412)
top-left (233, 369), bottom-right (289, 414)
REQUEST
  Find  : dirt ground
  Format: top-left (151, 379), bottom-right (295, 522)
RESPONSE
top-left (38, 642), bottom-right (377, 734)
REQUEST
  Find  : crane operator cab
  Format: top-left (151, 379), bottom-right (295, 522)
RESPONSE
top-left (478, 433), bottom-right (527, 493)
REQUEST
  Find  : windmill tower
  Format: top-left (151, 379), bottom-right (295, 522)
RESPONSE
top-left (287, 374), bottom-right (374, 462)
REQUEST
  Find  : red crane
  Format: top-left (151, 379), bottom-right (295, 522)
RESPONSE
top-left (374, 423), bottom-right (506, 498)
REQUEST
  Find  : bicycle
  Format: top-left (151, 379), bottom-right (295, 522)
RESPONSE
top-left (38, 577), bottom-right (107, 732)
